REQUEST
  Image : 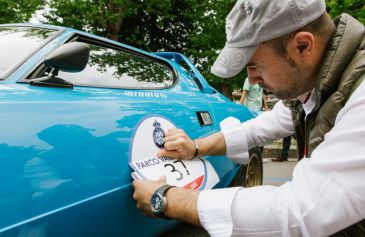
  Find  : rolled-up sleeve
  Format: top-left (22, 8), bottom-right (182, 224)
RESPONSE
top-left (221, 100), bottom-right (294, 163)
top-left (198, 188), bottom-right (241, 237)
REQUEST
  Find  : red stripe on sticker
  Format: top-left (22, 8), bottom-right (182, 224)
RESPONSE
top-left (183, 175), bottom-right (204, 190)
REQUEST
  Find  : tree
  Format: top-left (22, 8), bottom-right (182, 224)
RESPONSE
top-left (42, 0), bottom-right (172, 41)
top-left (36, 0), bottom-right (365, 99)
top-left (0, 0), bottom-right (42, 24)
top-left (326, 0), bottom-right (365, 24)
top-left (124, 0), bottom-right (244, 98)
top-left (119, 0), bottom-right (244, 99)
top-left (39, 0), bottom-right (242, 98)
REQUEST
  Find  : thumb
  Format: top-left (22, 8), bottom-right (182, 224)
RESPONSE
top-left (157, 149), bottom-right (166, 158)
top-left (159, 175), bottom-right (166, 182)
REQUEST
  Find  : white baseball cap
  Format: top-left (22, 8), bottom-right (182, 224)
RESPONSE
top-left (211, 0), bottom-right (326, 78)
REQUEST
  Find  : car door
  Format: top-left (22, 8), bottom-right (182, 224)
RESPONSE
top-left (0, 32), bottom-right (221, 236)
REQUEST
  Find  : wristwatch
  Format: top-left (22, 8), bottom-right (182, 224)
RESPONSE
top-left (150, 184), bottom-right (175, 219)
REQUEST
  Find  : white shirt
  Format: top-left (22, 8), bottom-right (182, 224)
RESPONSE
top-left (198, 80), bottom-right (365, 237)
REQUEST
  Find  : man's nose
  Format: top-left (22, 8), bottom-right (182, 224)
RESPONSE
top-left (247, 68), bottom-right (262, 85)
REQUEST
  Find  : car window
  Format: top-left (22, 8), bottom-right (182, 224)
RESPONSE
top-left (57, 43), bottom-right (175, 89)
top-left (177, 59), bottom-right (203, 91)
top-left (0, 26), bottom-right (58, 80)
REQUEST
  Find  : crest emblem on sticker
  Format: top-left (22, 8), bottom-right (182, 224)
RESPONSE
top-left (152, 120), bottom-right (165, 148)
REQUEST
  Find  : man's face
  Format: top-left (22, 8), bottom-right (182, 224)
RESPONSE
top-left (246, 43), bottom-right (316, 100)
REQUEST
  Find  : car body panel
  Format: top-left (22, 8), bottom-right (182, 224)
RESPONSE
top-left (0, 23), bottom-right (255, 236)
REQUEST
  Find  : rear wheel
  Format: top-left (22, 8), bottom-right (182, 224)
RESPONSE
top-left (230, 147), bottom-right (263, 187)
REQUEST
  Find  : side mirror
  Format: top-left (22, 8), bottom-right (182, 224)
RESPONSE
top-left (45, 42), bottom-right (90, 72)
top-left (30, 42), bottom-right (90, 88)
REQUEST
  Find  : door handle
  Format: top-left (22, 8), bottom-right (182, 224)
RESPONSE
top-left (196, 111), bottom-right (212, 126)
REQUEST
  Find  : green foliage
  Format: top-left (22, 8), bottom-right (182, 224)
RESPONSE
top-left (0, 0), bottom-right (42, 24)
top-left (2, 0), bottom-right (364, 98)
top-left (37, 0), bottom-right (244, 97)
top-left (326, 0), bottom-right (365, 24)
top-left (42, 0), bottom-right (173, 41)
top-left (121, 0), bottom-right (246, 96)
top-left (87, 45), bottom-right (173, 84)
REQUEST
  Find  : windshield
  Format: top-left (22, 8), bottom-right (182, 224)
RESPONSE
top-left (0, 26), bottom-right (59, 79)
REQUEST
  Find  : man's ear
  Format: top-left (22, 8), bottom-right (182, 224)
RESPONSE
top-left (287, 31), bottom-right (314, 62)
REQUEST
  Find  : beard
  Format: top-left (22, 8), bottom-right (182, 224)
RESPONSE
top-left (272, 55), bottom-right (317, 100)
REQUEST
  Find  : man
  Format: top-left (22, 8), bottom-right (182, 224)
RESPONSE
top-left (239, 77), bottom-right (268, 114)
top-left (133, 0), bottom-right (365, 236)
top-left (240, 77), bottom-right (268, 157)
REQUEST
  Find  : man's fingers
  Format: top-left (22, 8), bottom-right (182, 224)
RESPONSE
top-left (163, 139), bottom-right (182, 151)
top-left (132, 179), bottom-right (138, 189)
top-left (163, 134), bottom-right (178, 143)
top-left (157, 149), bottom-right (180, 159)
top-left (165, 128), bottom-right (179, 136)
top-left (156, 149), bottom-right (165, 158)
top-left (165, 128), bottom-right (186, 137)
top-left (132, 178), bottom-right (171, 219)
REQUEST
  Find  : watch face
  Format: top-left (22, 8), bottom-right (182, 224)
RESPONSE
top-left (150, 193), bottom-right (164, 214)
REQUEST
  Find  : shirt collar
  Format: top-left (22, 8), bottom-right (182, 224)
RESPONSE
top-left (297, 89), bottom-right (316, 115)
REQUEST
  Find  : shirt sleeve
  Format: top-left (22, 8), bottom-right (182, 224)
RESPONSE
top-left (243, 79), bottom-right (251, 91)
top-left (221, 100), bottom-right (294, 162)
top-left (198, 81), bottom-right (365, 237)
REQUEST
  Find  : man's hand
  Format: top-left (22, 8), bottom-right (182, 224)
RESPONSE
top-left (132, 176), bottom-right (202, 226)
top-left (157, 128), bottom-right (196, 160)
top-left (132, 176), bottom-right (167, 218)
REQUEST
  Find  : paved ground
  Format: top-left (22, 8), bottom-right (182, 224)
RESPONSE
top-left (159, 158), bottom-right (298, 236)
top-left (262, 158), bottom-right (297, 186)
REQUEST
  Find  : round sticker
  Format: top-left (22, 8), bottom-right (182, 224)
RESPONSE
top-left (129, 115), bottom-right (208, 190)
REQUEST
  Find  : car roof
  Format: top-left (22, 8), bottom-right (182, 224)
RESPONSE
top-left (0, 23), bottom-right (67, 31)
top-left (0, 23), bottom-right (174, 60)
top-left (0, 23), bottom-right (101, 40)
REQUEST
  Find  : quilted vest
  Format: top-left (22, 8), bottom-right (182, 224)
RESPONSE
top-left (285, 14), bottom-right (365, 236)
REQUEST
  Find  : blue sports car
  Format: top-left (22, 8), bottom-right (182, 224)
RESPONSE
top-left (0, 24), bottom-right (262, 236)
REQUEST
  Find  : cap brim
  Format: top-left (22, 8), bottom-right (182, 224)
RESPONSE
top-left (210, 45), bottom-right (258, 78)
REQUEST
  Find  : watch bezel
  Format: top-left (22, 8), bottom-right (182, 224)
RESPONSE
top-left (150, 192), bottom-right (166, 214)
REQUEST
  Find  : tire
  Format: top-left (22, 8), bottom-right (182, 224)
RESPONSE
top-left (230, 147), bottom-right (263, 187)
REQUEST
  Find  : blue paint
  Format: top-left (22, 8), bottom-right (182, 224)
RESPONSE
top-left (0, 23), bottom-right (256, 237)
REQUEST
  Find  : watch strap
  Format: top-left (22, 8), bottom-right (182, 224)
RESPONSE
top-left (156, 184), bottom-right (174, 195)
